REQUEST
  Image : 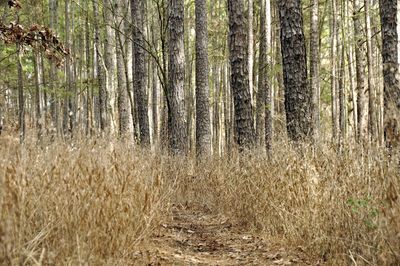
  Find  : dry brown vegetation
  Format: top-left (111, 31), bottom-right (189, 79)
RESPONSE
top-left (0, 133), bottom-right (399, 265)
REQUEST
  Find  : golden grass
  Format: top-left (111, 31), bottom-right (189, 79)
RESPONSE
top-left (182, 145), bottom-right (400, 265)
top-left (1, 134), bottom-right (399, 265)
top-left (0, 137), bottom-right (172, 264)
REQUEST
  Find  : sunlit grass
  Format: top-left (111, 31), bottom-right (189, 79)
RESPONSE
top-left (0, 133), bottom-right (399, 264)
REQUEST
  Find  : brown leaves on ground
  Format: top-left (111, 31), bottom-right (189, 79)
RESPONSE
top-left (136, 205), bottom-right (315, 265)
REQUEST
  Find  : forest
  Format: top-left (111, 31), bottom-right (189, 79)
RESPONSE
top-left (0, 0), bottom-right (399, 264)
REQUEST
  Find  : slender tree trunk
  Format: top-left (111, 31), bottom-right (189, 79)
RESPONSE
top-left (85, 10), bottom-right (91, 136)
top-left (379, 0), bottom-right (400, 153)
top-left (278, 0), bottom-right (313, 142)
top-left (338, 41), bottom-right (347, 145)
top-left (228, 0), bottom-right (255, 150)
top-left (17, 42), bottom-right (25, 143)
top-left (346, 0), bottom-right (358, 141)
top-left (195, 0), bottom-right (211, 155)
top-left (92, 0), bottom-right (102, 132)
top-left (257, 0), bottom-right (272, 150)
top-left (132, 0), bottom-right (150, 145)
top-left (49, 0), bottom-right (58, 135)
top-left (310, 0), bottom-right (320, 139)
top-left (103, 0), bottom-right (116, 133)
top-left (365, 0), bottom-right (378, 141)
top-left (353, 0), bottom-right (369, 141)
top-left (331, 0), bottom-right (339, 142)
top-left (152, 61), bottom-right (159, 146)
top-left (248, 0), bottom-right (254, 108)
top-left (213, 66), bottom-right (221, 155)
top-left (168, 0), bottom-right (187, 154)
top-left (116, 1), bottom-right (130, 137)
top-left (33, 53), bottom-right (42, 140)
top-left (63, 0), bottom-right (73, 137)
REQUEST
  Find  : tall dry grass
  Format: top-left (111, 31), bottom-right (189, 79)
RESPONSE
top-left (1, 134), bottom-right (399, 264)
top-left (182, 144), bottom-right (400, 265)
top-left (0, 136), bottom-right (173, 264)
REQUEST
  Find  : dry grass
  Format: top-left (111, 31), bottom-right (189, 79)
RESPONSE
top-left (1, 134), bottom-right (399, 265)
top-left (183, 144), bottom-right (400, 265)
top-left (0, 136), bottom-right (173, 264)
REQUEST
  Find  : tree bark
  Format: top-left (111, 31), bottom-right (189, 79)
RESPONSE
top-left (17, 42), bottom-right (25, 143)
top-left (365, 0), bottom-right (378, 141)
top-left (353, 0), bottom-right (369, 141)
top-left (132, 0), bottom-right (150, 145)
top-left (248, 0), bottom-right (254, 108)
top-left (33, 53), bottom-right (42, 140)
top-left (331, 0), bottom-right (339, 142)
top-left (195, 0), bottom-right (211, 155)
top-left (257, 0), bottom-right (272, 151)
top-left (116, 1), bottom-right (130, 137)
top-left (379, 0), bottom-right (400, 152)
top-left (49, 0), bottom-right (58, 134)
top-left (63, 0), bottom-right (73, 137)
top-left (228, 0), bottom-right (256, 150)
top-left (103, 0), bottom-right (116, 133)
top-left (168, 0), bottom-right (187, 154)
top-left (310, 0), bottom-right (320, 139)
top-left (278, 0), bottom-right (313, 142)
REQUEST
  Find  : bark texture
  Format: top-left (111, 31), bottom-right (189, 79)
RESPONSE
top-left (228, 0), bottom-right (256, 150)
top-left (278, 0), bottom-right (313, 141)
top-left (365, 0), bottom-right (377, 140)
top-left (116, 1), bottom-right (130, 137)
top-left (103, 0), bottom-right (116, 132)
top-left (353, 0), bottom-right (369, 140)
top-left (257, 0), bottom-right (272, 150)
top-left (49, 0), bottom-right (58, 133)
top-left (379, 0), bottom-right (400, 151)
top-left (310, 0), bottom-right (320, 138)
top-left (168, 0), bottom-right (187, 154)
top-left (195, 0), bottom-right (211, 155)
top-left (132, 0), bottom-right (150, 145)
top-left (17, 42), bottom-right (25, 143)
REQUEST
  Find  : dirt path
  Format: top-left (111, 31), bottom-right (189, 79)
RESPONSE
top-left (137, 205), bottom-right (313, 265)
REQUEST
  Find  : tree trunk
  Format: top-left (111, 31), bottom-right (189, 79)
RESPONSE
top-left (346, 0), bottom-right (358, 141)
top-left (85, 9), bottom-right (91, 136)
top-left (331, 0), bottom-right (339, 142)
top-left (248, 0), bottom-right (254, 108)
top-left (257, 0), bottom-right (272, 151)
top-left (195, 0), bottom-right (211, 156)
top-left (49, 0), bottom-right (58, 135)
top-left (33, 53), bottom-right (42, 140)
top-left (379, 0), bottom-right (400, 152)
top-left (132, 0), bottom-right (150, 145)
top-left (310, 0), bottom-right (320, 139)
top-left (168, 0), bottom-right (187, 154)
top-left (228, 0), bottom-right (255, 150)
top-left (278, 0), bottom-right (313, 142)
top-left (17, 42), bottom-right (25, 143)
top-left (116, 1), bottom-right (130, 137)
top-left (353, 0), bottom-right (369, 141)
top-left (63, 0), bottom-right (73, 137)
top-left (365, 0), bottom-right (378, 141)
top-left (92, 0), bottom-right (102, 132)
top-left (103, 0), bottom-right (116, 133)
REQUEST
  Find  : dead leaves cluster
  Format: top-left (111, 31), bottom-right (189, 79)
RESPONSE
top-left (8, 0), bottom-right (21, 9)
top-left (0, 22), bottom-right (69, 67)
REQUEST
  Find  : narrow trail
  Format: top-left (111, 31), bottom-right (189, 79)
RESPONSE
top-left (137, 206), bottom-right (314, 265)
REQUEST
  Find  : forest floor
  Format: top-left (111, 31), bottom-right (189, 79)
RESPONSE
top-left (135, 205), bottom-right (315, 265)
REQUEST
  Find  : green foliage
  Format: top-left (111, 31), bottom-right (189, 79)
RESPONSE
top-left (347, 197), bottom-right (380, 229)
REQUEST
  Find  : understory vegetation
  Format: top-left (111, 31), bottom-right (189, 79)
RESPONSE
top-left (1, 135), bottom-right (398, 265)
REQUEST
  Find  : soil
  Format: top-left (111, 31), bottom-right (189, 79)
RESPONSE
top-left (135, 205), bottom-right (315, 265)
